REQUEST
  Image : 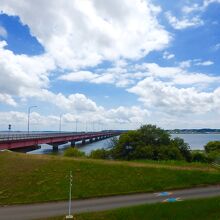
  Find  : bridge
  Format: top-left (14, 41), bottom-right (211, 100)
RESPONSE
top-left (0, 131), bottom-right (121, 151)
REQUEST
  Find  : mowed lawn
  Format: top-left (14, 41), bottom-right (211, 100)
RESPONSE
top-left (0, 152), bottom-right (220, 205)
top-left (41, 196), bottom-right (220, 220)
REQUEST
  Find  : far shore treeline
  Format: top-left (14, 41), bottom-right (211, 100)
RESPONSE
top-left (65, 124), bottom-right (220, 163)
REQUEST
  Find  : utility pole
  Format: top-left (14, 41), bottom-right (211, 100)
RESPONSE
top-left (75, 119), bottom-right (78, 133)
top-left (85, 121), bottom-right (87, 133)
top-left (59, 114), bottom-right (62, 133)
top-left (66, 171), bottom-right (73, 219)
top-left (27, 106), bottom-right (37, 134)
top-left (92, 121), bottom-right (95, 132)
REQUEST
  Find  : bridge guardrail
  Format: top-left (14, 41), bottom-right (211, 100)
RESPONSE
top-left (0, 132), bottom-right (120, 142)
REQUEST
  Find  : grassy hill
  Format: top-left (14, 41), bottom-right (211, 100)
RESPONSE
top-left (0, 151), bottom-right (220, 205)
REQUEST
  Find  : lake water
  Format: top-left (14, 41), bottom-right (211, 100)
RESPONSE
top-left (28, 133), bottom-right (220, 155)
top-left (171, 133), bottom-right (220, 150)
top-left (28, 138), bottom-right (114, 155)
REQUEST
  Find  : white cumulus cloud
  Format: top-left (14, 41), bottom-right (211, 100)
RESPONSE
top-left (0, 26), bottom-right (7, 38)
top-left (163, 51), bottom-right (175, 60)
top-left (0, 0), bottom-right (170, 69)
top-left (165, 12), bottom-right (204, 29)
top-left (128, 77), bottom-right (220, 114)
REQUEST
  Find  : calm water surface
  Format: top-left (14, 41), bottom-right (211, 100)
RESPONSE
top-left (28, 138), bottom-right (114, 155)
top-left (27, 133), bottom-right (220, 155)
top-left (171, 133), bottom-right (220, 150)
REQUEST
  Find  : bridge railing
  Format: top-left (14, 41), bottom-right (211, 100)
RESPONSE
top-left (0, 132), bottom-right (119, 142)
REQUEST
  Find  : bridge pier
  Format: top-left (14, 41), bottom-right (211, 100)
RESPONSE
top-left (51, 141), bottom-right (67, 151)
top-left (71, 141), bottom-right (75, 147)
top-left (52, 143), bottom-right (59, 151)
top-left (89, 138), bottom-right (93, 143)
top-left (82, 139), bottom-right (86, 145)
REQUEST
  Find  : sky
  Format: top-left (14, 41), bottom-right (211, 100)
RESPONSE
top-left (0, 0), bottom-right (219, 131)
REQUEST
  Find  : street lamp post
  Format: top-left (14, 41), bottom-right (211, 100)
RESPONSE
top-left (59, 114), bottom-right (62, 133)
top-left (27, 106), bottom-right (37, 134)
top-left (75, 119), bottom-right (78, 133)
top-left (66, 171), bottom-right (73, 219)
top-left (92, 122), bottom-right (95, 132)
top-left (85, 121), bottom-right (87, 133)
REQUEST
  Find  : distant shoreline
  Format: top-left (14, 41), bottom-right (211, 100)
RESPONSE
top-left (169, 132), bottom-right (220, 134)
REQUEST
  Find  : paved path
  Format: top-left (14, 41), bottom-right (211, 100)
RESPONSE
top-left (1, 185), bottom-right (220, 220)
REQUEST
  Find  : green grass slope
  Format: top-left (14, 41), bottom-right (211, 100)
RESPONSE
top-left (0, 152), bottom-right (220, 205)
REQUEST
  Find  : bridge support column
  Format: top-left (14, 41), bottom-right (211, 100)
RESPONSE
top-left (52, 143), bottom-right (59, 151)
top-left (89, 138), bottom-right (93, 143)
top-left (71, 141), bottom-right (75, 147)
top-left (82, 139), bottom-right (86, 145)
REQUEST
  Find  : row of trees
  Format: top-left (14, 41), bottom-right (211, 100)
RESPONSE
top-left (90, 124), bottom-right (192, 162)
top-left (64, 124), bottom-right (220, 163)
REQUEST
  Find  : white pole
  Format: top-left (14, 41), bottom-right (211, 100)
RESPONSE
top-left (59, 114), bottom-right (62, 133)
top-left (85, 121), bottom-right (87, 133)
top-left (68, 171), bottom-right (72, 216)
top-left (92, 122), bottom-right (95, 132)
top-left (75, 119), bottom-right (78, 133)
top-left (66, 171), bottom-right (73, 219)
top-left (27, 106), bottom-right (37, 134)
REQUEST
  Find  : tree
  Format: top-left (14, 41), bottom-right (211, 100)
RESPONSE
top-left (129, 145), bottom-right (154, 160)
top-left (111, 130), bottom-right (139, 159)
top-left (171, 137), bottom-right (191, 162)
top-left (138, 125), bottom-right (171, 146)
top-left (204, 141), bottom-right (220, 153)
top-left (111, 124), bottom-right (191, 161)
top-left (157, 145), bottom-right (183, 161)
top-left (192, 151), bottom-right (208, 163)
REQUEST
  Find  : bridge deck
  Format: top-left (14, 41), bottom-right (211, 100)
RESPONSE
top-left (0, 132), bottom-right (120, 150)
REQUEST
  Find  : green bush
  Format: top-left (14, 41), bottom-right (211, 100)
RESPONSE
top-left (64, 147), bottom-right (85, 157)
top-left (129, 145), bottom-right (154, 160)
top-left (156, 146), bottom-right (183, 161)
top-left (207, 151), bottom-right (220, 162)
top-left (204, 141), bottom-right (220, 153)
top-left (90, 148), bottom-right (110, 159)
top-left (192, 152), bottom-right (208, 163)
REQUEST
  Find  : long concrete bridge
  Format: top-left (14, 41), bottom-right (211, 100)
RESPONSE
top-left (0, 131), bottom-right (121, 151)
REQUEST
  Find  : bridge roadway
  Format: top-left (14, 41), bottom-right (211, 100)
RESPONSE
top-left (0, 131), bottom-right (120, 151)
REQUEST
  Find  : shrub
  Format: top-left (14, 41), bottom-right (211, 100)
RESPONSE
top-left (129, 145), bottom-right (154, 160)
top-left (192, 151), bottom-right (208, 163)
top-left (64, 147), bottom-right (85, 157)
top-left (90, 148), bottom-right (110, 159)
top-left (204, 141), bottom-right (220, 153)
top-left (156, 146), bottom-right (183, 161)
top-left (207, 151), bottom-right (220, 162)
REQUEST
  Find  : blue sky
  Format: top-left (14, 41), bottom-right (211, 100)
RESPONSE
top-left (0, 0), bottom-right (219, 131)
